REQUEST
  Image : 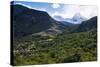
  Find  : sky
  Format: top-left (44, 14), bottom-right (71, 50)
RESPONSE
top-left (12, 1), bottom-right (97, 21)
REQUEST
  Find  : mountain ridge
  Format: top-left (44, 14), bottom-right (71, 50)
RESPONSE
top-left (75, 16), bottom-right (97, 32)
top-left (12, 4), bottom-right (97, 38)
top-left (12, 4), bottom-right (74, 38)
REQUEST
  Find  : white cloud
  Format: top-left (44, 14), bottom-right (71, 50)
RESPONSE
top-left (62, 5), bottom-right (80, 18)
top-left (50, 5), bottom-right (79, 19)
top-left (32, 7), bottom-right (46, 11)
top-left (36, 8), bottom-right (46, 11)
top-left (79, 5), bottom-right (97, 19)
top-left (63, 5), bottom-right (97, 19)
top-left (52, 3), bottom-right (60, 8)
top-left (51, 5), bottom-right (97, 19)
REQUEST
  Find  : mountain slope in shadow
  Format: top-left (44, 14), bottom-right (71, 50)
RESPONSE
top-left (12, 4), bottom-right (53, 37)
top-left (73, 16), bottom-right (97, 32)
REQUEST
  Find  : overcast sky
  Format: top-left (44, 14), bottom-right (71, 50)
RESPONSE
top-left (13, 1), bottom-right (97, 20)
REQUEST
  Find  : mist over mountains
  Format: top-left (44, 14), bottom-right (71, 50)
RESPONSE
top-left (54, 13), bottom-right (87, 24)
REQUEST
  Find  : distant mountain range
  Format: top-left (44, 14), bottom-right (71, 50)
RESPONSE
top-left (54, 13), bottom-right (87, 24)
top-left (11, 4), bottom-right (97, 38)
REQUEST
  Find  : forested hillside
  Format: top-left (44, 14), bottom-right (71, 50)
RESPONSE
top-left (11, 3), bottom-right (97, 66)
top-left (13, 29), bottom-right (97, 65)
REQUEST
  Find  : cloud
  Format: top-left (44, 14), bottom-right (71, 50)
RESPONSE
top-left (62, 5), bottom-right (80, 18)
top-left (51, 11), bottom-right (68, 19)
top-left (50, 5), bottom-right (78, 19)
top-left (32, 7), bottom-right (46, 11)
top-left (36, 8), bottom-right (46, 11)
top-left (52, 3), bottom-right (60, 8)
top-left (63, 5), bottom-right (97, 19)
top-left (51, 5), bottom-right (97, 19)
top-left (50, 5), bottom-right (81, 19)
top-left (79, 5), bottom-right (97, 19)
